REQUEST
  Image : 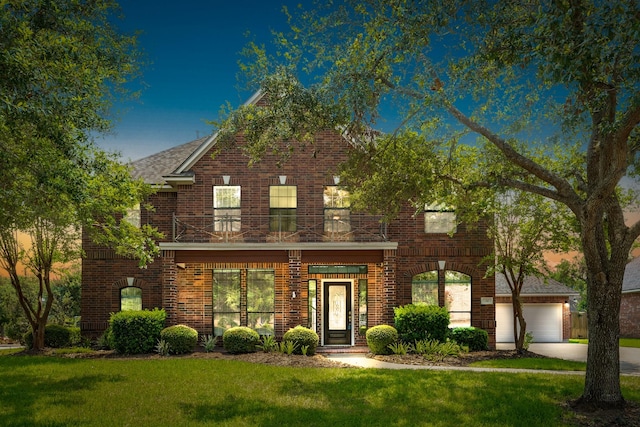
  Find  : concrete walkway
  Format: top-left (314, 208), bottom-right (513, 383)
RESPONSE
top-left (326, 343), bottom-right (640, 376)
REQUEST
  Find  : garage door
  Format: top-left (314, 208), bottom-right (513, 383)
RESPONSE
top-left (496, 303), bottom-right (563, 343)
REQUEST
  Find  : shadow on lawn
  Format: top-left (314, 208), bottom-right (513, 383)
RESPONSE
top-left (179, 368), bottom-right (581, 426)
top-left (0, 357), bottom-right (125, 427)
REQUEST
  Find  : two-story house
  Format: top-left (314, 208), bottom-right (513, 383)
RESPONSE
top-left (81, 92), bottom-right (497, 349)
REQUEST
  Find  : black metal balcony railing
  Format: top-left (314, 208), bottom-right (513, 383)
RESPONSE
top-left (172, 213), bottom-right (388, 243)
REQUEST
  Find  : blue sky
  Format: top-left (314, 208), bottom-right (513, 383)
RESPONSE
top-left (99, 0), bottom-right (301, 161)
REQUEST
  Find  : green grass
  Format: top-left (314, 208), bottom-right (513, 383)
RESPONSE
top-left (569, 338), bottom-right (640, 348)
top-left (0, 348), bottom-right (22, 356)
top-left (0, 354), bottom-right (639, 426)
top-left (470, 357), bottom-right (586, 371)
top-left (620, 338), bottom-right (640, 348)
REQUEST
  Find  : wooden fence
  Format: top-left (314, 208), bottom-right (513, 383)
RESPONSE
top-left (570, 312), bottom-right (588, 339)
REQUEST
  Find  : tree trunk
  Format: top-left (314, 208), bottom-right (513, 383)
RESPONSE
top-left (32, 321), bottom-right (46, 351)
top-left (512, 292), bottom-right (527, 352)
top-left (577, 246), bottom-right (626, 408)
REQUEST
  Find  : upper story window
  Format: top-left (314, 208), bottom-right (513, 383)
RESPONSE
top-left (123, 203), bottom-right (141, 228)
top-left (269, 185), bottom-right (297, 232)
top-left (424, 203), bottom-right (456, 234)
top-left (324, 186), bottom-right (351, 233)
top-left (214, 186), bottom-right (241, 232)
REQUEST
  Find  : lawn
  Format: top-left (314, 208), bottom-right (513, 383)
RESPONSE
top-left (569, 338), bottom-right (640, 348)
top-left (1, 355), bottom-right (639, 426)
top-left (470, 357), bottom-right (586, 371)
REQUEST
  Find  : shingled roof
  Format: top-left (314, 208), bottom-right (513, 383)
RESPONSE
top-left (130, 136), bottom-right (208, 185)
top-left (623, 257), bottom-right (640, 293)
top-left (495, 273), bottom-right (579, 296)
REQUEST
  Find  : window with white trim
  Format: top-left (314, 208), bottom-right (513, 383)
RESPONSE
top-left (214, 186), bottom-right (241, 232)
top-left (269, 185), bottom-right (297, 232)
top-left (324, 186), bottom-right (351, 233)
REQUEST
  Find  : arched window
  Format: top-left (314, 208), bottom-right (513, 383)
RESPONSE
top-left (412, 271), bottom-right (438, 305)
top-left (120, 287), bottom-right (142, 311)
top-left (445, 271), bottom-right (471, 327)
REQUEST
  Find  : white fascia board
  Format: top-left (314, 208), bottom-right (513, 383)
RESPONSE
top-left (496, 293), bottom-right (580, 297)
top-left (159, 242), bottom-right (398, 251)
top-left (173, 90), bottom-right (267, 175)
top-left (173, 131), bottom-right (220, 174)
top-left (163, 174), bottom-right (195, 186)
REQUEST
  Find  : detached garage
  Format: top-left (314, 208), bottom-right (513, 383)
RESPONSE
top-left (496, 274), bottom-right (578, 343)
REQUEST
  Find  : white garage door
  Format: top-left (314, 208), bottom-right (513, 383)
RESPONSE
top-left (496, 303), bottom-right (563, 343)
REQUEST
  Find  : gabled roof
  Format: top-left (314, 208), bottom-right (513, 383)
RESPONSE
top-left (130, 91), bottom-right (269, 188)
top-left (172, 91), bottom-right (266, 176)
top-left (623, 257), bottom-right (640, 293)
top-left (129, 90), bottom-right (360, 189)
top-left (495, 273), bottom-right (579, 296)
top-left (130, 137), bottom-right (207, 186)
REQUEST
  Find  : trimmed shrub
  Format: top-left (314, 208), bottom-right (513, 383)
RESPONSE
top-left (394, 304), bottom-right (449, 343)
top-left (366, 325), bottom-right (398, 355)
top-left (283, 325), bottom-right (319, 356)
top-left (96, 326), bottom-right (115, 350)
top-left (110, 308), bottom-right (166, 354)
top-left (23, 324), bottom-right (76, 349)
top-left (449, 327), bottom-right (489, 352)
top-left (68, 327), bottom-right (82, 346)
top-left (160, 324), bottom-right (198, 354)
top-left (222, 326), bottom-right (259, 354)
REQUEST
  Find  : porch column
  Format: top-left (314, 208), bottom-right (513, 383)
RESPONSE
top-left (288, 249), bottom-right (302, 329)
top-left (383, 249), bottom-right (397, 325)
top-left (162, 250), bottom-right (178, 326)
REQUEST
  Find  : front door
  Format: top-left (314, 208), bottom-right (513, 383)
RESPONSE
top-left (323, 282), bottom-right (352, 345)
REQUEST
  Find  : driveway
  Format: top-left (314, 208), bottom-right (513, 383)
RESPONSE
top-left (497, 342), bottom-right (640, 375)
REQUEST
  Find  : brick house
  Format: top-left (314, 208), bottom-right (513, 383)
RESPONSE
top-left (495, 274), bottom-right (578, 342)
top-left (621, 257), bottom-right (640, 338)
top-left (81, 92), bottom-right (496, 349)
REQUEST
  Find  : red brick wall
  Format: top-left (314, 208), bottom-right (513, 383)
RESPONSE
top-left (82, 129), bottom-right (495, 346)
top-left (620, 292), bottom-right (640, 338)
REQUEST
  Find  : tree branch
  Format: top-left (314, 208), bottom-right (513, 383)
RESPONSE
top-left (445, 103), bottom-right (583, 211)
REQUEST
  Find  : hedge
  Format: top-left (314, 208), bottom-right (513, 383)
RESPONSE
top-left (449, 327), bottom-right (489, 352)
top-left (282, 325), bottom-right (319, 355)
top-left (110, 308), bottom-right (166, 354)
top-left (366, 325), bottom-right (398, 355)
top-left (160, 324), bottom-right (198, 354)
top-left (222, 326), bottom-right (260, 354)
top-left (394, 304), bottom-right (450, 343)
top-left (23, 324), bottom-right (80, 349)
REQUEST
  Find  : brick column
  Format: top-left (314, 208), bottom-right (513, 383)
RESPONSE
top-left (288, 249), bottom-right (302, 329)
top-left (383, 249), bottom-right (397, 325)
top-left (162, 250), bottom-right (178, 326)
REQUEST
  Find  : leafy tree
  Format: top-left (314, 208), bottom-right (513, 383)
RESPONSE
top-left (489, 192), bottom-right (576, 351)
top-left (0, 0), bottom-right (160, 351)
top-left (49, 266), bottom-right (82, 327)
top-left (217, 0), bottom-right (640, 408)
top-left (551, 258), bottom-right (588, 312)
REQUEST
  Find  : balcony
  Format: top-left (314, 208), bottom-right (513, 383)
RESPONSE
top-left (172, 212), bottom-right (388, 243)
